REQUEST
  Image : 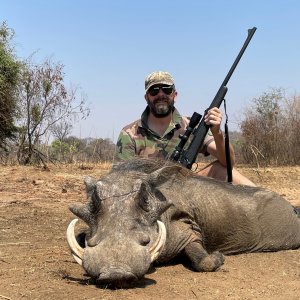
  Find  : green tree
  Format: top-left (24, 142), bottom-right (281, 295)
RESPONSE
top-left (17, 58), bottom-right (89, 165)
top-left (0, 22), bottom-right (21, 150)
top-left (50, 139), bottom-right (71, 161)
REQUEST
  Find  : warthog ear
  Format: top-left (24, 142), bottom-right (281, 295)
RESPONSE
top-left (83, 176), bottom-right (98, 198)
top-left (148, 164), bottom-right (184, 187)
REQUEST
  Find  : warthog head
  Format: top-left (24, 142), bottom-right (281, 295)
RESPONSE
top-left (67, 161), bottom-right (181, 285)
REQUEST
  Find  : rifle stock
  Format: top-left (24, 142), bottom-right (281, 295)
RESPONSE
top-left (171, 27), bottom-right (257, 169)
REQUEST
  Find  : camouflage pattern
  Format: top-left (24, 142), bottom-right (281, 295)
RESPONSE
top-left (145, 71), bottom-right (175, 92)
top-left (114, 107), bottom-right (214, 164)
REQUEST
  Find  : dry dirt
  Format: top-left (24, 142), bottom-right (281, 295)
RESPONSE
top-left (0, 163), bottom-right (299, 300)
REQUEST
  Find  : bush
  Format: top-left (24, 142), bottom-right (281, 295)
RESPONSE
top-left (239, 88), bottom-right (300, 166)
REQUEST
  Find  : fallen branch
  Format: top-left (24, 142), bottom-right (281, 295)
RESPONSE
top-left (0, 295), bottom-right (12, 300)
top-left (0, 242), bottom-right (30, 246)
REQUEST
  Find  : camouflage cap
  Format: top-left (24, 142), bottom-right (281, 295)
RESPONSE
top-left (145, 71), bottom-right (175, 92)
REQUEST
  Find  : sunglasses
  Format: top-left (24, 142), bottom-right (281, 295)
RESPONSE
top-left (148, 85), bottom-right (174, 96)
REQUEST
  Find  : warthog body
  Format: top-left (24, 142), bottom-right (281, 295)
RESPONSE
top-left (67, 158), bottom-right (300, 284)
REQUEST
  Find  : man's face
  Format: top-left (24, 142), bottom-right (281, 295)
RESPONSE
top-left (145, 84), bottom-right (177, 118)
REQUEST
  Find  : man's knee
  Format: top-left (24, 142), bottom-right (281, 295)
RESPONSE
top-left (231, 168), bottom-right (256, 186)
top-left (196, 161), bottom-right (256, 186)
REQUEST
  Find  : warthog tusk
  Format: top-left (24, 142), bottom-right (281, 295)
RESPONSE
top-left (66, 219), bottom-right (84, 266)
top-left (149, 220), bottom-right (166, 262)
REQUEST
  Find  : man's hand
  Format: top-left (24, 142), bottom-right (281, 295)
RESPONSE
top-left (204, 107), bottom-right (222, 134)
top-left (204, 107), bottom-right (234, 168)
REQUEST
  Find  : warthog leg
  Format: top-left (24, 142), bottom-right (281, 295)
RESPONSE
top-left (184, 241), bottom-right (225, 272)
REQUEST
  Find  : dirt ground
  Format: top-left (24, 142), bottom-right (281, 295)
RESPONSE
top-left (0, 163), bottom-right (299, 300)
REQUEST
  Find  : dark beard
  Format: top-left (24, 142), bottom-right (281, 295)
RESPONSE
top-left (147, 97), bottom-right (174, 118)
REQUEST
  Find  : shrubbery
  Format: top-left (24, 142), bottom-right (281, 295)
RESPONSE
top-left (238, 88), bottom-right (300, 166)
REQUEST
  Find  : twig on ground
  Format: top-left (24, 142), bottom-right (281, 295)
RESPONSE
top-left (0, 295), bottom-right (12, 300)
top-left (0, 242), bottom-right (30, 246)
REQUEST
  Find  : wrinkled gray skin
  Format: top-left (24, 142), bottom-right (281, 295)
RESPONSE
top-left (68, 158), bottom-right (300, 284)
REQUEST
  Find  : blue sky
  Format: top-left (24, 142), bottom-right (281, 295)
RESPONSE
top-left (1, 0), bottom-right (299, 142)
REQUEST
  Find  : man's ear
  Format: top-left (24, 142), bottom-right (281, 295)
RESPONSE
top-left (173, 90), bottom-right (178, 103)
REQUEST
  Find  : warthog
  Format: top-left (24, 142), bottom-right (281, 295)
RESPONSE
top-left (67, 158), bottom-right (300, 284)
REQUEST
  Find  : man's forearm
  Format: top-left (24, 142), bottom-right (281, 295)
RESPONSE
top-left (213, 130), bottom-right (235, 167)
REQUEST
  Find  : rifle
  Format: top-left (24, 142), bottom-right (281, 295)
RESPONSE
top-left (171, 27), bottom-right (257, 173)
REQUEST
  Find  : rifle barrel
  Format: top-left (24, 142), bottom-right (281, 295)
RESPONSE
top-left (176, 27), bottom-right (257, 169)
top-left (221, 27), bottom-right (256, 87)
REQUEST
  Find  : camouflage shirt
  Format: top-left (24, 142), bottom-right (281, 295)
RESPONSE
top-left (114, 107), bottom-right (213, 164)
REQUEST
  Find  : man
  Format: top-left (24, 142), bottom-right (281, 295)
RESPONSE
top-left (114, 71), bottom-right (255, 186)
